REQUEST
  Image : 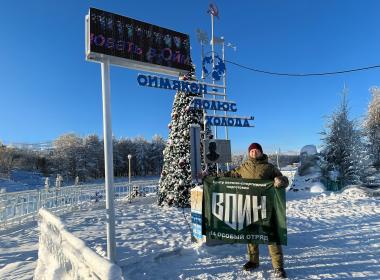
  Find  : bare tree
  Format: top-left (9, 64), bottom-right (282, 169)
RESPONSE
top-left (0, 145), bottom-right (17, 178)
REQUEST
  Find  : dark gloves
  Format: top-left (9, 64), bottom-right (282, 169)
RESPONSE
top-left (274, 176), bottom-right (289, 188)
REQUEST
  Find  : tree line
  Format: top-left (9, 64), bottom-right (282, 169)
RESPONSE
top-left (321, 86), bottom-right (380, 187)
top-left (0, 133), bottom-right (166, 181)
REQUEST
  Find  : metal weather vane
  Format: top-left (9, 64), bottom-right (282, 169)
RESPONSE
top-left (207, 2), bottom-right (220, 19)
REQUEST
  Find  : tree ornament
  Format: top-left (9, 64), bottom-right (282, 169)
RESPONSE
top-left (179, 158), bottom-right (186, 167)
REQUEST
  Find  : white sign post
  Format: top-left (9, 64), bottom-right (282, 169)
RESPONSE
top-left (86, 8), bottom-right (191, 263)
top-left (101, 59), bottom-right (116, 262)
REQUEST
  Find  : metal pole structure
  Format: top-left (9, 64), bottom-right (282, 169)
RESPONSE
top-left (101, 59), bottom-right (116, 263)
top-left (211, 14), bottom-right (217, 139)
top-left (222, 39), bottom-right (230, 171)
top-left (201, 41), bottom-right (208, 174)
top-left (196, 28), bottom-right (208, 175)
top-left (210, 13), bottom-right (219, 173)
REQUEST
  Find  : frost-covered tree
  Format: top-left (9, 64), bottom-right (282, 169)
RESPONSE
top-left (114, 138), bottom-right (133, 177)
top-left (364, 86), bottom-right (380, 170)
top-left (158, 70), bottom-right (215, 207)
top-left (134, 136), bottom-right (149, 176)
top-left (146, 135), bottom-right (165, 175)
top-left (83, 135), bottom-right (103, 179)
top-left (321, 88), bottom-right (367, 186)
top-left (52, 133), bottom-right (85, 180)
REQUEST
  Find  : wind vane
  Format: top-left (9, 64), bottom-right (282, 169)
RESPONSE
top-left (207, 2), bottom-right (219, 19)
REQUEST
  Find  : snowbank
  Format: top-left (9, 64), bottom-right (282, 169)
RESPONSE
top-left (34, 208), bottom-right (122, 280)
top-left (310, 182), bottom-right (326, 193)
top-left (341, 185), bottom-right (380, 198)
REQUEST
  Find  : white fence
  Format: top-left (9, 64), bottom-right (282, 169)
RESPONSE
top-left (0, 180), bottom-right (158, 228)
top-left (34, 208), bottom-right (123, 280)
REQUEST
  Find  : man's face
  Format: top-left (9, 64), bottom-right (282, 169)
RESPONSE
top-left (249, 148), bottom-right (262, 159)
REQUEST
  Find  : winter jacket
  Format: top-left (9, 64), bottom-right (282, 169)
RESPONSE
top-left (226, 154), bottom-right (289, 187)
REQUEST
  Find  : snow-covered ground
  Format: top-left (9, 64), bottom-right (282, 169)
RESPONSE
top-left (1, 176), bottom-right (380, 279)
top-left (0, 171), bottom-right (45, 192)
top-left (0, 170), bottom-right (159, 193)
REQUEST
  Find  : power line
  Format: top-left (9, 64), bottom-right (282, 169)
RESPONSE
top-left (224, 59), bottom-right (380, 77)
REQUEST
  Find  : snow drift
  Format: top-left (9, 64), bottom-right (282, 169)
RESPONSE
top-left (34, 208), bottom-right (122, 280)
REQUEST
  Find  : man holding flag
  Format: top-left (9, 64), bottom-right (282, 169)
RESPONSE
top-left (224, 143), bottom-right (288, 278)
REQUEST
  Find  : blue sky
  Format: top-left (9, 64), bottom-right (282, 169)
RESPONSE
top-left (1, 0), bottom-right (380, 154)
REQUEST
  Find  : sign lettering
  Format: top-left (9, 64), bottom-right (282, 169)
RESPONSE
top-left (137, 74), bottom-right (207, 95)
top-left (205, 116), bottom-right (254, 127)
top-left (191, 98), bottom-right (237, 112)
top-left (212, 193), bottom-right (267, 230)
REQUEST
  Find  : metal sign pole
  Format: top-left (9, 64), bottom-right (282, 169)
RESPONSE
top-left (101, 59), bottom-right (116, 263)
top-left (222, 40), bottom-right (230, 171)
top-left (211, 14), bottom-right (217, 140)
top-left (196, 28), bottom-right (208, 174)
top-left (201, 42), bottom-right (208, 174)
top-left (210, 13), bottom-right (219, 174)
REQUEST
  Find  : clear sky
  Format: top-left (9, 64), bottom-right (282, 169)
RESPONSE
top-left (1, 0), bottom-right (380, 154)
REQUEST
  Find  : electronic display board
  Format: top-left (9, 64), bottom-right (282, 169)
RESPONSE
top-left (86, 8), bottom-right (192, 75)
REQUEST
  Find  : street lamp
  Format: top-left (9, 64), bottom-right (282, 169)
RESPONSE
top-left (128, 154), bottom-right (132, 185)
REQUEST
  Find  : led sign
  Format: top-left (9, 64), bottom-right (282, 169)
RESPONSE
top-left (86, 8), bottom-right (192, 75)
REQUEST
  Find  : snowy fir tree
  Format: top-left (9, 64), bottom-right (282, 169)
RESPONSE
top-left (364, 86), bottom-right (380, 170)
top-left (321, 88), bottom-right (368, 187)
top-left (158, 68), bottom-right (215, 207)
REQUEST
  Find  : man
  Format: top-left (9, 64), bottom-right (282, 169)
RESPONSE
top-left (225, 143), bottom-right (288, 278)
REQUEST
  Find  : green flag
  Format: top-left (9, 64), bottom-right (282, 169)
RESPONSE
top-left (202, 177), bottom-right (287, 245)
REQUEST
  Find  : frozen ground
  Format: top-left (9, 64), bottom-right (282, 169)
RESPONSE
top-left (1, 176), bottom-right (380, 279)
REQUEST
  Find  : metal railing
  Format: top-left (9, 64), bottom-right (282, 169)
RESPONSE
top-left (0, 180), bottom-right (158, 228)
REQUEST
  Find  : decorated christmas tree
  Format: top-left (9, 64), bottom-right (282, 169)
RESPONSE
top-left (158, 67), bottom-right (215, 207)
